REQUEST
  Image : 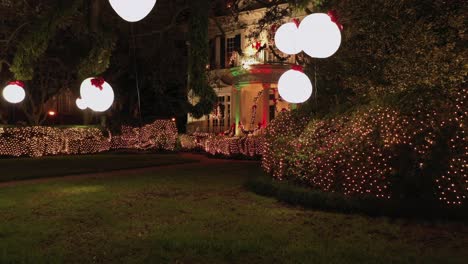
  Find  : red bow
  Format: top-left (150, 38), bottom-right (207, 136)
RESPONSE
top-left (271, 24), bottom-right (278, 33)
top-left (292, 18), bottom-right (300, 28)
top-left (255, 41), bottom-right (262, 50)
top-left (251, 41), bottom-right (262, 50)
top-left (8, 81), bottom-right (25, 88)
top-left (91, 77), bottom-right (105, 91)
top-left (291, 65), bottom-right (304, 72)
top-left (328, 10), bottom-right (344, 31)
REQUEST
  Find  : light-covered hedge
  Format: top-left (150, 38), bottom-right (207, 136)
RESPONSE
top-left (263, 92), bottom-right (467, 206)
top-left (0, 120), bottom-right (178, 157)
top-left (180, 134), bottom-right (264, 158)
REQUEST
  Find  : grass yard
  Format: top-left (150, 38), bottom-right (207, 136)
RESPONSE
top-left (0, 155), bottom-right (466, 263)
top-left (0, 152), bottom-right (197, 182)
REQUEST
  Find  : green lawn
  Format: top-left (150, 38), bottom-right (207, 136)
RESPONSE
top-left (0, 152), bottom-right (197, 182)
top-left (0, 155), bottom-right (466, 263)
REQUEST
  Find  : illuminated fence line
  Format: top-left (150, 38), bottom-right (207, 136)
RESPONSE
top-left (0, 120), bottom-right (177, 157)
top-left (180, 134), bottom-right (264, 158)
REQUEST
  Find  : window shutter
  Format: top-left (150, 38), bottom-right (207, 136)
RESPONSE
top-left (209, 39), bottom-right (216, 69)
top-left (234, 34), bottom-right (241, 53)
top-left (220, 36), bottom-right (226, 69)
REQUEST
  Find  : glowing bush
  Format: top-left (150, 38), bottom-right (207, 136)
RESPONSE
top-left (262, 90), bottom-right (467, 206)
top-left (0, 120), bottom-right (178, 158)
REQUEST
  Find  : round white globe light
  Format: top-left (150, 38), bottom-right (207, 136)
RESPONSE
top-left (80, 78), bottom-right (114, 112)
top-left (278, 69), bottom-right (313, 104)
top-left (274, 22), bottom-right (302, 55)
top-left (299, 13), bottom-right (341, 58)
top-left (2, 83), bottom-right (26, 104)
top-left (76, 98), bottom-right (87, 110)
top-left (109, 0), bottom-right (157, 22)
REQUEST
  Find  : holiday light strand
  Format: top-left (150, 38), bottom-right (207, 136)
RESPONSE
top-left (262, 90), bottom-right (467, 206)
top-left (0, 120), bottom-right (177, 157)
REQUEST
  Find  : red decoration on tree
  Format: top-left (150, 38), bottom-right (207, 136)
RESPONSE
top-left (292, 18), bottom-right (300, 28)
top-left (91, 77), bottom-right (105, 91)
top-left (8, 81), bottom-right (25, 88)
top-left (291, 65), bottom-right (304, 72)
top-left (327, 10), bottom-right (344, 31)
top-left (271, 24), bottom-right (278, 33)
top-left (255, 41), bottom-right (262, 50)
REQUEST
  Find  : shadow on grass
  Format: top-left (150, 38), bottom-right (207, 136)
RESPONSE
top-left (245, 175), bottom-right (468, 222)
top-left (0, 152), bottom-right (198, 183)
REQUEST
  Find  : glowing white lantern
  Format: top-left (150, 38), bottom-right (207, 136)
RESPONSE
top-left (299, 13), bottom-right (341, 58)
top-left (2, 81), bottom-right (26, 104)
top-left (274, 22), bottom-right (302, 55)
top-left (76, 98), bottom-right (87, 110)
top-left (278, 69), bottom-right (313, 104)
top-left (109, 0), bottom-right (157, 22)
top-left (80, 78), bottom-right (114, 112)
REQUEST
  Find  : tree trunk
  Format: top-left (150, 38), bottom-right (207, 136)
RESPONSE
top-left (83, 0), bottom-right (104, 125)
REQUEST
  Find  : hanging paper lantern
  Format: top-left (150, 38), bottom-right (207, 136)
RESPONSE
top-left (79, 78), bottom-right (114, 112)
top-left (109, 0), bottom-right (157, 22)
top-left (278, 69), bottom-right (313, 104)
top-left (2, 81), bottom-right (26, 104)
top-left (274, 22), bottom-right (302, 55)
top-left (76, 98), bottom-right (87, 110)
top-left (299, 13), bottom-right (342, 58)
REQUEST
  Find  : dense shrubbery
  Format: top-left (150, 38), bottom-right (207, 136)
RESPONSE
top-left (260, 0), bottom-right (467, 208)
top-left (180, 133), bottom-right (264, 158)
top-left (246, 175), bottom-right (468, 220)
top-left (0, 120), bottom-right (178, 157)
top-left (111, 120), bottom-right (178, 151)
top-left (263, 89), bottom-right (467, 206)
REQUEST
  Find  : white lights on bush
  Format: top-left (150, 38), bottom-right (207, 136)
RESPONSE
top-left (79, 78), bottom-right (114, 112)
top-left (299, 13), bottom-right (342, 58)
top-left (109, 0), bottom-right (157, 22)
top-left (2, 81), bottom-right (26, 104)
top-left (274, 22), bottom-right (302, 55)
top-left (278, 69), bottom-right (313, 104)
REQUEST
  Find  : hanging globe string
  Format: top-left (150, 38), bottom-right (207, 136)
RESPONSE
top-left (278, 67), bottom-right (313, 104)
top-left (274, 11), bottom-right (343, 104)
top-left (274, 22), bottom-right (302, 55)
top-left (109, 0), bottom-right (157, 23)
top-left (299, 13), bottom-right (342, 59)
top-left (2, 81), bottom-right (26, 104)
top-left (77, 77), bottom-right (115, 112)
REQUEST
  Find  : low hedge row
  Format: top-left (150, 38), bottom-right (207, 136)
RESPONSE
top-left (245, 176), bottom-right (468, 221)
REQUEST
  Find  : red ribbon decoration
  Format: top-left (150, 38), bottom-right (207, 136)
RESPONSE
top-left (255, 41), bottom-right (262, 50)
top-left (91, 77), bottom-right (105, 91)
top-left (327, 10), bottom-right (344, 31)
top-left (291, 65), bottom-right (304, 72)
top-left (251, 41), bottom-right (262, 51)
top-left (271, 24), bottom-right (278, 33)
top-left (292, 18), bottom-right (300, 28)
top-left (8, 81), bottom-right (25, 88)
